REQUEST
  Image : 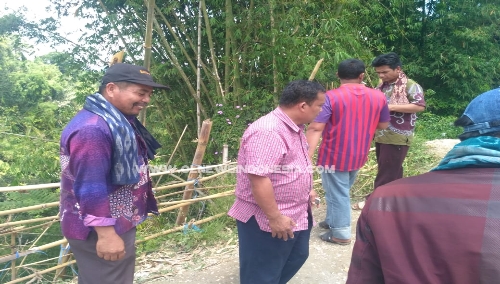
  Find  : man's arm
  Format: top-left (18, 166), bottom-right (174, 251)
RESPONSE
top-left (69, 126), bottom-right (124, 261)
top-left (94, 226), bottom-right (125, 261)
top-left (346, 206), bottom-right (384, 284)
top-left (305, 122), bottom-right (326, 160)
top-left (248, 174), bottom-right (296, 241)
top-left (388, 104), bottom-right (425, 113)
top-left (377, 122), bottom-right (389, 129)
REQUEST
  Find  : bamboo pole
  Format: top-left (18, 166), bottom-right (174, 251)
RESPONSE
top-left (154, 167), bottom-right (235, 193)
top-left (0, 163), bottom-right (233, 193)
top-left (222, 144), bottom-right (229, 164)
top-left (0, 216), bottom-right (58, 229)
top-left (155, 184), bottom-right (236, 199)
top-left (0, 183), bottom-right (59, 193)
top-left (196, 0), bottom-right (202, 136)
top-left (19, 217), bottom-right (59, 267)
top-left (10, 232), bottom-right (16, 281)
top-left (175, 119), bottom-right (213, 225)
top-left (0, 239), bottom-right (67, 264)
top-left (53, 242), bottom-right (71, 281)
top-left (6, 259), bottom-right (77, 284)
top-left (158, 190), bottom-right (234, 207)
top-left (138, 0), bottom-right (155, 125)
top-left (0, 202), bottom-right (58, 217)
top-left (136, 213), bottom-right (226, 244)
top-left (200, 0), bottom-right (224, 100)
top-left (150, 162), bottom-right (236, 177)
top-left (151, 17), bottom-right (207, 118)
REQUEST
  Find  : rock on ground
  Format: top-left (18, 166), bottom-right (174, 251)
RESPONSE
top-left (424, 139), bottom-right (459, 159)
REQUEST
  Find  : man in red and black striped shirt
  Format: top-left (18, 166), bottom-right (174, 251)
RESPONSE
top-left (306, 59), bottom-right (390, 245)
top-left (347, 87), bottom-right (500, 284)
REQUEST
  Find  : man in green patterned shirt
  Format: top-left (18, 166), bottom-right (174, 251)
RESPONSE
top-left (370, 52), bottom-right (426, 192)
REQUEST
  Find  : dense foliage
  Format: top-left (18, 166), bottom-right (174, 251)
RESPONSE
top-left (0, 0), bottom-right (497, 181)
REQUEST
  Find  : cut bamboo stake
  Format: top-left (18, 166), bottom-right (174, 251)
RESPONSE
top-left (309, 58), bottom-right (324, 81)
top-left (10, 231), bottom-right (16, 281)
top-left (175, 119), bottom-right (213, 225)
top-left (222, 144), bottom-right (229, 164)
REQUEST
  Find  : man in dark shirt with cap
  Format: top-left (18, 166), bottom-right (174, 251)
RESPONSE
top-left (347, 87), bottom-right (500, 284)
top-left (60, 63), bottom-right (169, 284)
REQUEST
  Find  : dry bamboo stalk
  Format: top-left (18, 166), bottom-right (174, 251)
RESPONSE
top-left (138, 0), bottom-right (156, 125)
top-left (0, 220), bottom-right (58, 238)
top-left (0, 239), bottom-right (67, 264)
top-left (201, 0), bottom-right (224, 99)
top-left (155, 191), bottom-right (234, 214)
top-left (53, 242), bottom-right (71, 281)
top-left (155, 184), bottom-right (236, 199)
top-left (154, 166), bottom-right (236, 192)
top-left (19, 216), bottom-right (59, 267)
top-left (0, 217), bottom-right (58, 229)
top-left (0, 163), bottom-right (234, 193)
top-left (176, 120), bottom-right (213, 225)
top-left (6, 259), bottom-right (76, 284)
top-left (136, 213), bottom-right (226, 244)
top-left (151, 16), bottom-right (207, 117)
top-left (10, 232), bottom-right (16, 281)
top-left (155, 125), bottom-right (189, 188)
top-left (157, 190), bottom-right (235, 207)
top-left (0, 202), bottom-right (58, 217)
top-left (0, 255), bottom-right (64, 272)
top-left (0, 183), bottom-right (59, 193)
top-left (309, 58), bottom-right (324, 81)
top-left (149, 162), bottom-right (237, 177)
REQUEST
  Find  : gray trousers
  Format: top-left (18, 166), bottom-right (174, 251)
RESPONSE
top-left (68, 228), bottom-right (136, 284)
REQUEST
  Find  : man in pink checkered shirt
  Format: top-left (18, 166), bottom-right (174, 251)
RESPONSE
top-left (228, 80), bottom-right (326, 284)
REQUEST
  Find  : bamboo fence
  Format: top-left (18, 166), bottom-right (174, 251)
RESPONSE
top-left (0, 162), bottom-right (237, 283)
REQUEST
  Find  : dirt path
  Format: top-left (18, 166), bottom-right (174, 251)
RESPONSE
top-left (141, 207), bottom-right (360, 284)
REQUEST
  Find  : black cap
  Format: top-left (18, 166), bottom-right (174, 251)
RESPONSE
top-left (100, 63), bottom-right (170, 89)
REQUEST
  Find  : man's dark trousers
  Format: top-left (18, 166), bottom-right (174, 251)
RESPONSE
top-left (374, 142), bottom-right (409, 189)
top-left (237, 213), bottom-right (312, 284)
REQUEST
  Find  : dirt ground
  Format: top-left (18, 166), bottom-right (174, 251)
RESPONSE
top-left (138, 207), bottom-right (360, 284)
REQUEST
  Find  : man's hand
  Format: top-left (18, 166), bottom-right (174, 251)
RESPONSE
top-left (268, 214), bottom-right (297, 241)
top-left (310, 189), bottom-right (320, 208)
top-left (94, 226), bottom-right (126, 261)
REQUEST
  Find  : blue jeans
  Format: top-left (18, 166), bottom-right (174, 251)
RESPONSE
top-left (237, 214), bottom-right (312, 284)
top-left (321, 170), bottom-right (359, 239)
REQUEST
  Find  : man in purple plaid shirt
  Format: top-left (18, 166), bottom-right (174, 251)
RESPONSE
top-left (347, 87), bottom-right (500, 284)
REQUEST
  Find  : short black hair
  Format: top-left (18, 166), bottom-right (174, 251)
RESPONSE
top-left (279, 80), bottom-right (326, 107)
top-left (338, 59), bottom-right (365, 80)
top-left (98, 81), bottom-right (132, 94)
top-left (454, 115), bottom-right (500, 140)
top-left (372, 52), bottom-right (402, 69)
